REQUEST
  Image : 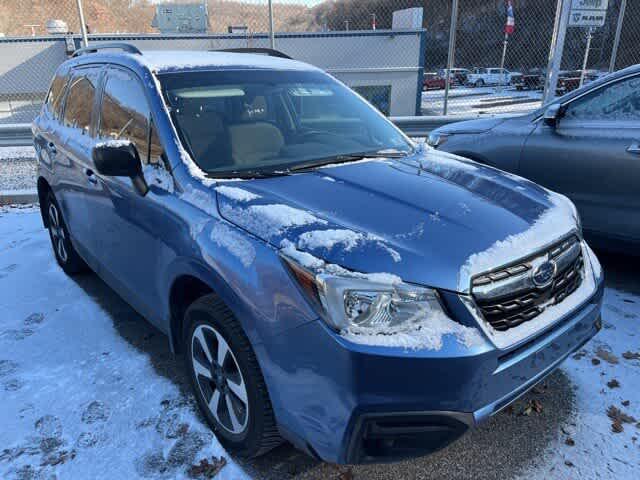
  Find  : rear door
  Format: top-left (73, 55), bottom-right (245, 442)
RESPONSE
top-left (521, 73), bottom-right (640, 245)
top-left (88, 65), bottom-right (173, 323)
top-left (52, 66), bottom-right (103, 260)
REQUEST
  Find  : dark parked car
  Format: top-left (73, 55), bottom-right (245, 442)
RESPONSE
top-left (33, 44), bottom-right (603, 465)
top-left (428, 64), bottom-right (640, 252)
top-left (514, 72), bottom-right (544, 91)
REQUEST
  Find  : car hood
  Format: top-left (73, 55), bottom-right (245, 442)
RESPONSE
top-left (215, 150), bottom-right (578, 293)
top-left (437, 116), bottom-right (511, 134)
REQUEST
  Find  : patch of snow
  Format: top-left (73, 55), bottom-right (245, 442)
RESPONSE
top-left (298, 229), bottom-right (362, 252)
top-left (321, 176), bottom-right (336, 182)
top-left (220, 203), bottom-right (327, 239)
top-left (142, 164), bottom-right (174, 193)
top-left (142, 51), bottom-right (320, 73)
top-left (94, 139), bottom-right (132, 148)
top-left (458, 192), bottom-right (578, 291)
top-left (296, 228), bottom-right (402, 263)
top-left (318, 158), bottom-right (390, 169)
top-left (211, 223), bottom-right (256, 268)
top-left (214, 186), bottom-right (260, 202)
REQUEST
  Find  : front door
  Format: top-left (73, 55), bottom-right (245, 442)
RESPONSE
top-left (521, 73), bottom-right (640, 245)
top-left (88, 65), bottom-right (174, 324)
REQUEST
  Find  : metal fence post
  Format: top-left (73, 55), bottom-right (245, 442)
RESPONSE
top-left (609, 0), bottom-right (627, 72)
top-left (76, 0), bottom-right (89, 47)
top-left (268, 0), bottom-right (275, 49)
top-left (443, 0), bottom-right (459, 116)
top-left (579, 28), bottom-right (593, 88)
top-left (543, 0), bottom-right (571, 105)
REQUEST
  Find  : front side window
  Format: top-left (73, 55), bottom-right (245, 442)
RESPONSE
top-left (99, 68), bottom-right (152, 163)
top-left (63, 69), bottom-right (100, 134)
top-left (564, 75), bottom-right (640, 122)
top-left (159, 70), bottom-right (412, 177)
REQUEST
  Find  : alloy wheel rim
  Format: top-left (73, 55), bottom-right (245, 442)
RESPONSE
top-left (48, 203), bottom-right (67, 263)
top-left (191, 324), bottom-right (249, 435)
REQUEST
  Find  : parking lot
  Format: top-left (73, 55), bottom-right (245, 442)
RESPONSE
top-left (421, 86), bottom-right (543, 116)
top-left (1, 203), bottom-right (638, 480)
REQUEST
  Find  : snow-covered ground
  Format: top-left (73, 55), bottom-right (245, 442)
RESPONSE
top-left (422, 86), bottom-right (543, 116)
top-left (0, 209), bottom-right (247, 480)
top-left (1, 207), bottom-right (638, 479)
top-left (0, 147), bottom-right (36, 193)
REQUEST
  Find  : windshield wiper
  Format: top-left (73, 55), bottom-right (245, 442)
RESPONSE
top-left (289, 149), bottom-right (411, 172)
top-left (205, 169), bottom-right (290, 180)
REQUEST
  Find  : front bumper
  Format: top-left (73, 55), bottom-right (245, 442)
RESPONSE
top-left (264, 275), bottom-right (603, 464)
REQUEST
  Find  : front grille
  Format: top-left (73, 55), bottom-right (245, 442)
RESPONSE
top-left (471, 236), bottom-right (584, 332)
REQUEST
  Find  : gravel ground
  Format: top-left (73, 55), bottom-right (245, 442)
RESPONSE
top-left (0, 147), bottom-right (36, 192)
top-left (1, 207), bottom-right (638, 480)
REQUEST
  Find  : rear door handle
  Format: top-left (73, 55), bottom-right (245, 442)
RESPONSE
top-left (628, 141), bottom-right (640, 154)
top-left (85, 168), bottom-right (98, 184)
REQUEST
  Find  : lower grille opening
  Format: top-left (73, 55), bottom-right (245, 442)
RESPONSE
top-left (349, 414), bottom-right (469, 463)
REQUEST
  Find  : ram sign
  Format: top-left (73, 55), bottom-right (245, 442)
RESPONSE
top-left (569, 0), bottom-right (609, 27)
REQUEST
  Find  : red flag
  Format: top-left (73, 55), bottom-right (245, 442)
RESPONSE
top-left (505, 0), bottom-right (515, 35)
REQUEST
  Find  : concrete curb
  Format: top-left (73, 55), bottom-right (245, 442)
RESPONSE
top-left (0, 189), bottom-right (39, 205)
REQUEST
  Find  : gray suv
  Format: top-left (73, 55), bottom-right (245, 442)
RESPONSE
top-left (429, 64), bottom-right (640, 252)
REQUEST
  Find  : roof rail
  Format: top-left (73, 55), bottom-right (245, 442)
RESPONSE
top-left (215, 48), bottom-right (292, 60)
top-left (72, 42), bottom-right (142, 58)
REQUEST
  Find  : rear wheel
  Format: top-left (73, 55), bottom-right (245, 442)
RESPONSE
top-left (44, 192), bottom-right (88, 275)
top-left (185, 295), bottom-right (281, 457)
top-left (475, 79), bottom-right (485, 88)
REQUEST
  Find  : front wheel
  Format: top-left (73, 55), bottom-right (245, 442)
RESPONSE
top-left (185, 295), bottom-right (281, 457)
top-left (44, 192), bottom-right (88, 275)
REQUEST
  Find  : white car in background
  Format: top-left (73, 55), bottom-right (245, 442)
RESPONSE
top-left (467, 67), bottom-right (522, 87)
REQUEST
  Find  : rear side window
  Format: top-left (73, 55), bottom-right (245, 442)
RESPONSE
top-left (98, 68), bottom-right (151, 163)
top-left (46, 72), bottom-right (68, 119)
top-left (63, 69), bottom-right (100, 134)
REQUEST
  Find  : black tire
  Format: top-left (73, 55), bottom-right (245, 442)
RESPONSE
top-left (475, 79), bottom-right (485, 88)
top-left (184, 294), bottom-right (281, 457)
top-left (44, 191), bottom-right (88, 275)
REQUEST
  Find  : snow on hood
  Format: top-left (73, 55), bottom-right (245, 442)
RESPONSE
top-left (213, 150), bottom-right (578, 293)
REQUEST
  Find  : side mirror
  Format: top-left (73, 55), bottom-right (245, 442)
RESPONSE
top-left (543, 104), bottom-right (563, 128)
top-left (92, 140), bottom-right (148, 195)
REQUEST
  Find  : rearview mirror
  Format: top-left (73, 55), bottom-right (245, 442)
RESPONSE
top-left (92, 140), bottom-right (148, 195)
top-left (543, 104), bottom-right (563, 128)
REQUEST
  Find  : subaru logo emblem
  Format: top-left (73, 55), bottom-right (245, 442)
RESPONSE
top-left (532, 260), bottom-right (557, 288)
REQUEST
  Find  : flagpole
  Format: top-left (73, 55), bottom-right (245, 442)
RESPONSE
top-left (499, 32), bottom-right (509, 92)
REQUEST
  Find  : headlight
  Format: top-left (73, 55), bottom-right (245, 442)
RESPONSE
top-left (282, 256), bottom-right (449, 334)
top-left (427, 131), bottom-right (449, 148)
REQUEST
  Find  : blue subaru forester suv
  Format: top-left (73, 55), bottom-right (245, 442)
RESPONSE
top-left (33, 44), bottom-right (604, 464)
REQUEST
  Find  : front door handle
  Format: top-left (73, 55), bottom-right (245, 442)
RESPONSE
top-left (628, 141), bottom-right (640, 155)
top-left (47, 142), bottom-right (57, 155)
top-left (85, 168), bottom-right (98, 184)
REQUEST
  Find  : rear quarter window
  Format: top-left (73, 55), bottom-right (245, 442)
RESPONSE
top-left (46, 72), bottom-right (69, 119)
top-left (63, 69), bottom-right (101, 135)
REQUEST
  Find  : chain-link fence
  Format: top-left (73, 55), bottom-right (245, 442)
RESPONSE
top-left (1, 0), bottom-right (639, 125)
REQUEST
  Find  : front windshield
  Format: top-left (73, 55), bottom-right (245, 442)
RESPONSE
top-left (159, 70), bottom-right (412, 176)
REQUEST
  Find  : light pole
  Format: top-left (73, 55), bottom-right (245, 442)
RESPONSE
top-left (267, 0), bottom-right (275, 49)
top-left (543, 0), bottom-right (572, 104)
top-left (76, 0), bottom-right (89, 47)
top-left (443, 0), bottom-right (459, 115)
top-left (609, 0), bottom-right (627, 72)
